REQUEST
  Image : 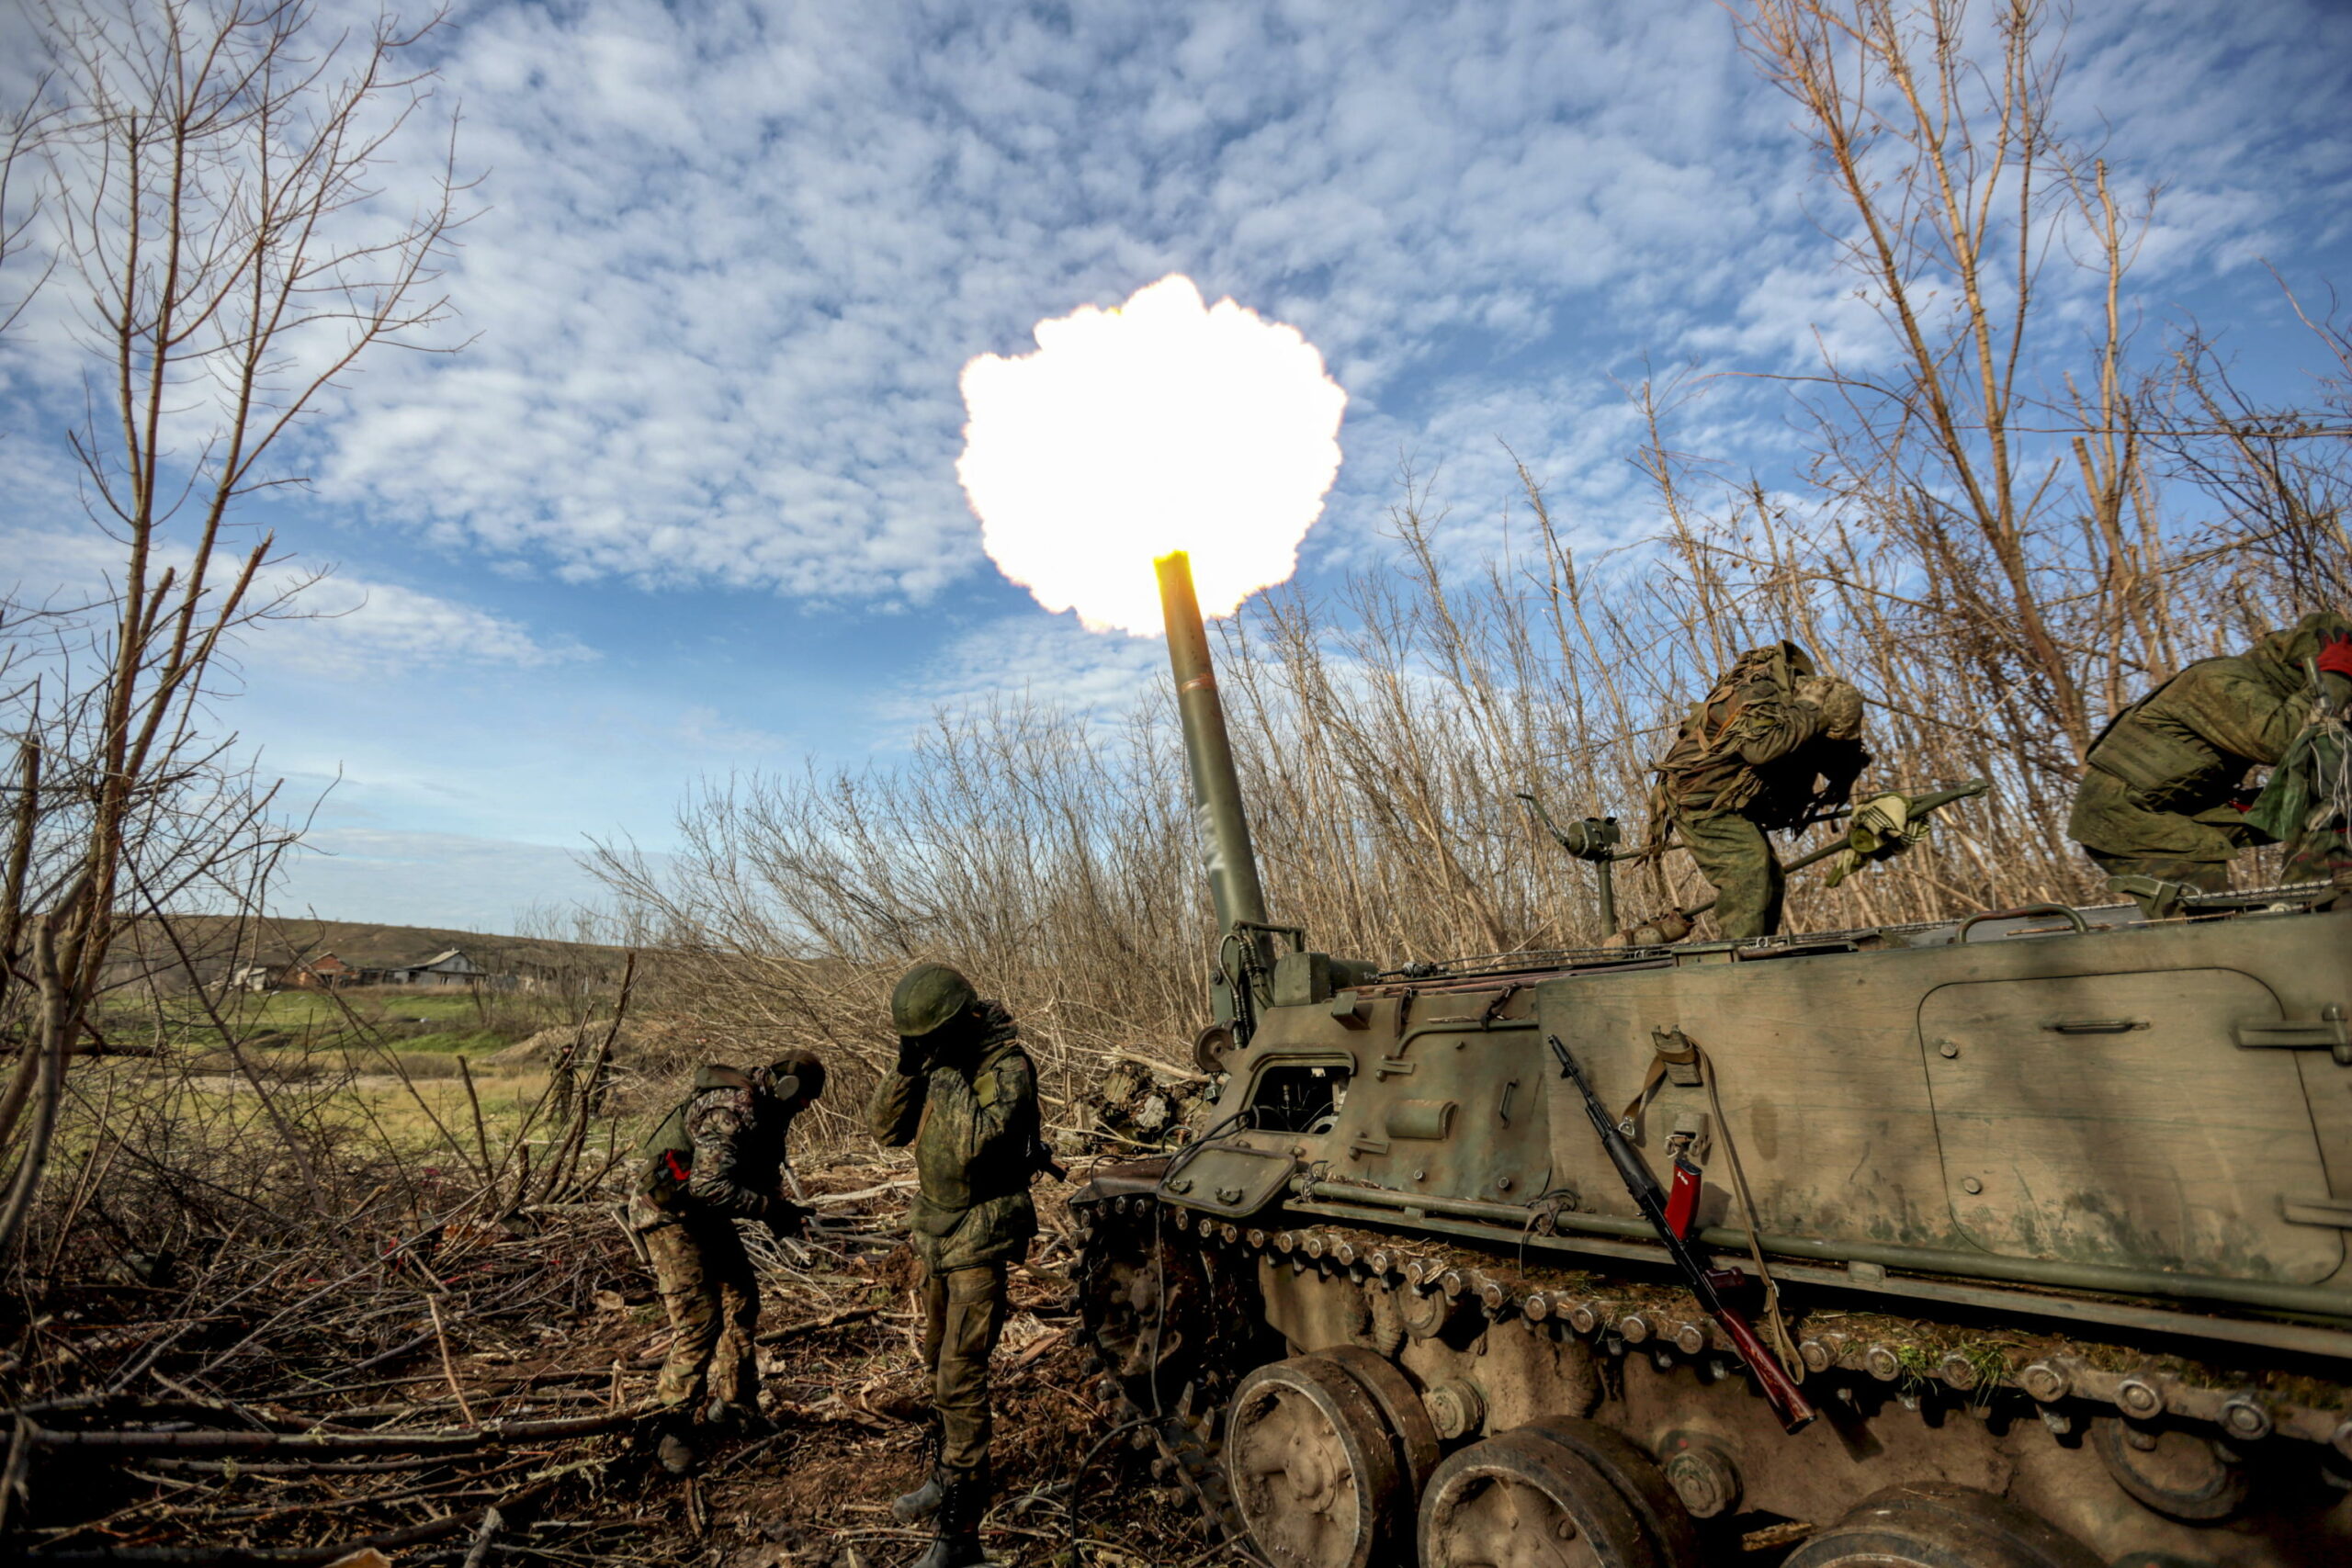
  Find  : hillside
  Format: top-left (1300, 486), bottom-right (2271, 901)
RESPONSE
top-left (103, 912), bottom-right (632, 987)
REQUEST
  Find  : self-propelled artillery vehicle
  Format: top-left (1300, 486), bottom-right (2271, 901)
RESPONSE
top-left (1070, 555), bottom-right (2352, 1568)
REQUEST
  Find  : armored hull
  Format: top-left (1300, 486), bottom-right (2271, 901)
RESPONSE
top-left (1072, 890), bottom-right (2352, 1567)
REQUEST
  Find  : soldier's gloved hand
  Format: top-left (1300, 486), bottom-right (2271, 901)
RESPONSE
top-left (894, 1034), bottom-right (931, 1077)
top-left (766, 1201), bottom-right (809, 1241)
top-left (2316, 634), bottom-right (2352, 682)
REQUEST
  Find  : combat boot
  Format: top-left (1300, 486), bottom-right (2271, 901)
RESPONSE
top-left (707, 1398), bottom-right (777, 1437)
top-left (891, 1463), bottom-right (945, 1524)
top-left (652, 1408), bottom-right (697, 1478)
top-left (910, 1464), bottom-right (988, 1568)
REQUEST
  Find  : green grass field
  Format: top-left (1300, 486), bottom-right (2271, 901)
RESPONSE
top-left (104, 986), bottom-right (566, 1060)
top-left (69, 983), bottom-right (641, 1168)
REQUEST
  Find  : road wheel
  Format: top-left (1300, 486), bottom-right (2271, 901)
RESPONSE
top-left (1323, 1345), bottom-right (1442, 1495)
top-left (1418, 1427), bottom-right (1662, 1568)
top-left (2089, 1416), bottom-right (2251, 1523)
top-left (1225, 1354), bottom-right (1408, 1568)
top-left (1516, 1416), bottom-right (1702, 1568)
top-left (1783, 1483), bottom-right (2103, 1568)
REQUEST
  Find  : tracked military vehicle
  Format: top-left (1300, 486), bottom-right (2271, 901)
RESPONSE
top-left (1069, 555), bottom-right (2352, 1568)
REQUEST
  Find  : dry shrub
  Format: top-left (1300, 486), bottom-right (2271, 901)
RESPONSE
top-left (590, 426), bottom-right (2342, 1152)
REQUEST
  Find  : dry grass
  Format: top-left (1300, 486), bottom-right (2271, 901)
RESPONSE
top-left (586, 428), bottom-right (2339, 1145)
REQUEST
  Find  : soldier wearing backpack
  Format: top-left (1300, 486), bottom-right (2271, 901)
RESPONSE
top-left (1651, 640), bottom-right (1871, 938)
top-left (630, 1051), bottom-right (825, 1475)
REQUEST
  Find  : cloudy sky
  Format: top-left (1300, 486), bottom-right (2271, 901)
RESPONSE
top-left (4, 0), bottom-right (2348, 931)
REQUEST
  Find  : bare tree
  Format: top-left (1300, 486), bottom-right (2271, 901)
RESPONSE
top-left (0, 0), bottom-right (466, 1254)
top-left (2161, 300), bottom-right (2352, 620)
top-left (1731, 0), bottom-right (2171, 773)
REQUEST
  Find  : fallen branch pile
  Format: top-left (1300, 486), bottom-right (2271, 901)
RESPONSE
top-left (4, 1150), bottom-right (1232, 1568)
top-left (4, 1173), bottom-right (664, 1561)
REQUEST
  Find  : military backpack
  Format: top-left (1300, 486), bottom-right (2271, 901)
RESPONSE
top-left (635, 1064), bottom-right (758, 1207)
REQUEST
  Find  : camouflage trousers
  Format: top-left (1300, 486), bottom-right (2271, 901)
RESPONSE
top-left (2084, 848), bottom-right (2232, 916)
top-left (2285, 830), bottom-right (2352, 885)
top-left (641, 1215), bottom-right (760, 1413)
top-left (1676, 807), bottom-right (1784, 939)
top-left (922, 1259), bottom-right (1009, 1473)
top-left (2088, 839), bottom-right (2350, 916)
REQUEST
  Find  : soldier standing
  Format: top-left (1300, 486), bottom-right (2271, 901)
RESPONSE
top-left (2070, 611), bottom-right (2352, 913)
top-left (871, 964), bottom-right (1043, 1568)
top-left (1652, 640), bottom-right (1870, 939)
top-left (630, 1052), bottom-right (824, 1476)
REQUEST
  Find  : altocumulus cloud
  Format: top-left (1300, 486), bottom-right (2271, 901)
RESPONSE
top-left (7, 0), bottom-right (2347, 626)
top-left (0, 504), bottom-right (581, 681)
top-left (320, 0), bottom-right (1809, 598)
top-left (272, 576), bottom-right (594, 678)
top-left (316, 0), bottom-right (2352, 612)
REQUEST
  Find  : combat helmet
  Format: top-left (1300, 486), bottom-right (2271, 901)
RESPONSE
top-left (759, 1049), bottom-right (826, 1105)
top-left (1795, 673), bottom-right (1865, 739)
top-left (2256, 610), bottom-right (2352, 677)
top-left (892, 963), bottom-right (978, 1039)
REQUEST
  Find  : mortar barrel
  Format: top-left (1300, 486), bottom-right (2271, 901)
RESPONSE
top-left (1156, 550), bottom-right (1271, 941)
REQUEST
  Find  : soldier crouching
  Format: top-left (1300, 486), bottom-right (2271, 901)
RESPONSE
top-left (2070, 611), bottom-right (2352, 914)
top-left (630, 1052), bottom-right (824, 1476)
top-left (1652, 640), bottom-right (1871, 939)
top-left (870, 964), bottom-right (1050, 1568)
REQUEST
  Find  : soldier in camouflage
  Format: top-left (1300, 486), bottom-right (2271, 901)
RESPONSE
top-left (1652, 641), bottom-right (1871, 939)
top-left (2070, 611), bottom-right (2352, 914)
top-left (630, 1051), bottom-right (824, 1475)
top-left (870, 964), bottom-right (1045, 1568)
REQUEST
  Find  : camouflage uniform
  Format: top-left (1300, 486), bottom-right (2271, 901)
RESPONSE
top-left (631, 1061), bottom-right (814, 1417)
top-left (1653, 643), bottom-right (1870, 939)
top-left (867, 1000), bottom-right (1040, 1476)
top-left (2070, 613), bottom-right (2352, 906)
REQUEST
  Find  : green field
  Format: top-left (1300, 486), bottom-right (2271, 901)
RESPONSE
top-left (78, 989), bottom-right (619, 1126)
top-left (105, 986), bottom-right (571, 1062)
top-left (62, 976), bottom-right (657, 1173)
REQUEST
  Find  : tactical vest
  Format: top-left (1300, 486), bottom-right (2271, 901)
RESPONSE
top-left (1658, 671), bottom-right (1801, 818)
top-left (635, 1064), bottom-right (757, 1206)
top-left (2085, 661), bottom-right (2245, 813)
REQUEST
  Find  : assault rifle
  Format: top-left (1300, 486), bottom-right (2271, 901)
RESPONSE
top-left (1547, 1032), bottom-right (1815, 1433)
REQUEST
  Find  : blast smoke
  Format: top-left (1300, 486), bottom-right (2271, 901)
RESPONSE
top-left (957, 275), bottom-right (1348, 635)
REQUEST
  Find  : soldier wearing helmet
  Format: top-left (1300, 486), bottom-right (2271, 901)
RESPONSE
top-left (629, 1051), bottom-right (824, 1475)
top-left (1651, 640), bottom-right (1871, 939)
top-left (2070, 611), bottom-right (2352, 915)
top-left (870, 964), bottom-right (1045, 1568)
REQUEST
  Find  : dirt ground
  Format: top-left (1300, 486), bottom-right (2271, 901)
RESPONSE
top-left (645, 1178), bottom-right (1234, 1568)
top-left (7, 1155), bottom-right (1240, 1568)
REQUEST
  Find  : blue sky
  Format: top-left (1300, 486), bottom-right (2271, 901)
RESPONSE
top-left (5, 0), bottom-right (2349, 931)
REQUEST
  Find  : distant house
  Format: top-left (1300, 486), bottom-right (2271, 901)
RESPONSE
top-left (226, 964), bottom-right (278, 993)
top-left (386, 948), bottom-right (496, 988)
top-left (288, 953), bottom-right (359, 989)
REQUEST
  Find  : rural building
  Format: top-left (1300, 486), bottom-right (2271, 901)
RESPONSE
top-left (288, 953), bottom-right (359, 989)
top-left (226, 964), bottom-right (279, 993)
top-left (386, 948), bottom-right (496, 988)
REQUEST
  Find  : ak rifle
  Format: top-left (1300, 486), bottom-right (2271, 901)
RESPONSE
top-left (1547, 1032), bottom-right (1815, 1433)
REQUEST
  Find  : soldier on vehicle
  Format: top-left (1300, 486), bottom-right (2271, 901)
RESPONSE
top-left (870, 964), bottom-right (1046, 1568)
top-left (2071, 610), bottom-right (2352, 915)
top-left (1651, 640), bottom-right (1870, 939)
top-left (630, 1052), bottom-right (824, 1476)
